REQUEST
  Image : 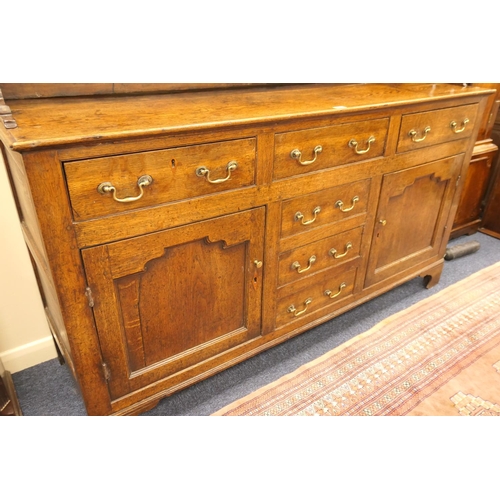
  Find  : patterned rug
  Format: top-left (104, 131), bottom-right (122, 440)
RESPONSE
top-left (213, 261), bottom-right (500, 416)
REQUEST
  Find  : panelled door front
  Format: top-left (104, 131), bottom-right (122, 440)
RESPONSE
top-left (82, 208), bottom-right (265, 401)
top-left (365, 155), bottom-right (463, 287)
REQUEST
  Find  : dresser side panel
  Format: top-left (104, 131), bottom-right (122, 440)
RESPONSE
top-left (21, 150), bottom-right (112, 415)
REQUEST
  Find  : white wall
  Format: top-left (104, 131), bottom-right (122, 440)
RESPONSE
top-left (0, 151), bottom-right (57, 373)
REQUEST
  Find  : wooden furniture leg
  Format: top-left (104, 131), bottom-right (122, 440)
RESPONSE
top-left (420, 261), bottom-right (444, 289)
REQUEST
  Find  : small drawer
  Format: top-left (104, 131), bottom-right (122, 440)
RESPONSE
top-left (397, 103), bottom-right (479, 153)
top-left (278, 226), bottom-right (363, 286)
top-left (274, 118), bottom-right (389, 180)
top-left (281, 179), bottom-right (371, 239)
top-left (276, 267), bottom-right (357, 329)
top-left (64, 138), bottom-right (256, 221)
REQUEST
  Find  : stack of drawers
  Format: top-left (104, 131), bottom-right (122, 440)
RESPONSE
top-left (276, 176), bottom-right (373, 329)
top-left (273, 117), bottom-right (389, 330)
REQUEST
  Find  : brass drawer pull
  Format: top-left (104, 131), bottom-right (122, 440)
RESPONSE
top-left (408, 126), bottom-right (431, 143)
top-left (348, 136), bottom-right (375, 155)
top-left (295, 206), bottom-right (321, 225)
top-left (335, 196), bottom-right (359, 213)
top-left (291, 255), bottom-right (316, 274)
top-left (450, 118), bottom-right (469, 133)
top-left (287, 298), bottom-right (312, 317)
top-left (97, 175), bottom-right (153, 203)
top-left (196, 161), bottom-right (237, 184)
top-left (324, 282), bottom-right (346, 299)
top-left (290, 145), bottom-right (323, 165)
top-left (329, 242), bottom-right (353, 259)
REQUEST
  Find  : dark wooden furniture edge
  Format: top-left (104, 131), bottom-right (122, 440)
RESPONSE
top-left (479, 150), bottom-right (500, 239)
top-left (0, 371), bottom-right (22, 416)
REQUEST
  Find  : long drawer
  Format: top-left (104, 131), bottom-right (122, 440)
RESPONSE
top-left (64, 138), bottom-right (256, 221)
top-left (397, 103), bottom-right (479, 153)
top-left (274, 118), bottom-right (389, 180)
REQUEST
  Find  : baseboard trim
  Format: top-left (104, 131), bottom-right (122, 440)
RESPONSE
top-left (0, 335), bottom-right (57, 373)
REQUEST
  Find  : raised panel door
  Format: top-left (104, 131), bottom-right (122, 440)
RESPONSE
top-left (82, 208), bottom-right (265, 401)
top-left (365, 155), bottom-right (463, 287)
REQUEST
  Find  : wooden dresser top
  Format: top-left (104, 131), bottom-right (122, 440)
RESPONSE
top-left (0, 83), bottom-right (494, 151)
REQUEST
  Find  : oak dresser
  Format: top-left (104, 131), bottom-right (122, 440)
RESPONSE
top-left (0, 83), bottom-right (493, 415)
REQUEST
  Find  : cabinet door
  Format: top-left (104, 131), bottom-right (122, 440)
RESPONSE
top-left (82, 208), bottom-right (265, 401)
top-left (365, 155), bottom-right (463, 287)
